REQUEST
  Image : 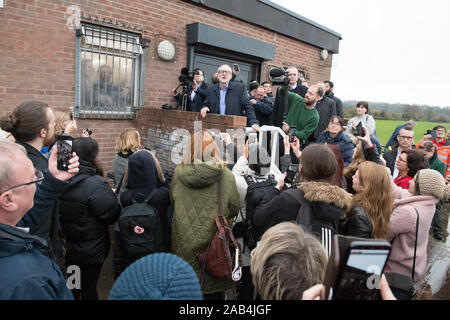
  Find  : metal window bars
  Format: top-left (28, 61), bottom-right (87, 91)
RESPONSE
top-left (75, 23), bottom-right (145, 119)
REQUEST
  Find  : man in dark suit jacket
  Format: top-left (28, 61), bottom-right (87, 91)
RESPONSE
top-left (324, 80), bottom-right (343, 118)
top-left (201, 64), bottom-right (260, 131)
top-left (310, 83), bottom-right (337, 142)
top-left (172, 68), bottom-right (208, 112)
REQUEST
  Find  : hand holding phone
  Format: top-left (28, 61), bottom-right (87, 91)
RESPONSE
top-left (284, 163), bottom-right (298, 185)
top-left (356, 122), bottom-right (364, 137)
top-left (56, 134), bottom-right (74, 171)
top-left (288, 126), bottom-right (297, 143)
top-left (323, 235), bottom-right (391, 300)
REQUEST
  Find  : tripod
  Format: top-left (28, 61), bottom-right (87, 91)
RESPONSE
top-left (174, 82), bottom-right (192, 111)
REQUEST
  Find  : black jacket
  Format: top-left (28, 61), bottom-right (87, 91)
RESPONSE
top-left (59, 165), bottom-right (120, 265)
top-left (252, 181), bottom-right (352, 241)
top-left (16, 142), bottom-right (64, 266)
top-left (17, 142), bottom-right (48, 172)
top-left (174, 82), bottom-right (208, 112)
top-left (252, 96), bottom-right (274, 126)
top-left (326, 92), bottom-right (343, 118)
top-left (383, 146), bottom-right (398, 176)
top-left (311, 96), bottom-right (337, 141)
top-left (340, 206), bottom-right (373, 238)
top-left (202, 81), bottom-right (258, 126)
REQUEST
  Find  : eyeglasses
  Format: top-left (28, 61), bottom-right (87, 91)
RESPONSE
top-left (398, 136), bottom-right (414, 140)
top-left (0, 169), bottom-right (44, 194)
top-left (218, 70), bottom-right (231, 75)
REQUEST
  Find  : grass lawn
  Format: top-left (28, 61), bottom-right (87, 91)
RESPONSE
top-left (374, 120), bottom-right (449, 147)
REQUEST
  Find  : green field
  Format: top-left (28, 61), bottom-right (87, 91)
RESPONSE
top-left (375, 120), bottom-right (449, 147)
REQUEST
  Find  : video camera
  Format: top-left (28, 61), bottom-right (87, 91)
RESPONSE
top-left (178, 67), bottom-right (202, 87)
top-left (269, 68), bottom-right (290, 86)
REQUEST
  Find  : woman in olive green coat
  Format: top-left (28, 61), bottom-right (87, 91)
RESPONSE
top-left (170, 130), bottom-right (240, 299)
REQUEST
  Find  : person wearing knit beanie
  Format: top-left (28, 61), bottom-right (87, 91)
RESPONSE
top-left (108, 253), bottom-right (203, 300)
top-left (411, 169), bottom-right (449, 199)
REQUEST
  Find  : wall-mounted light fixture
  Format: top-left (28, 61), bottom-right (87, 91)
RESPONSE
top-left (156, 40), bottom-right (176, 61)
top-left (320, 49), bottom-right (328, 61)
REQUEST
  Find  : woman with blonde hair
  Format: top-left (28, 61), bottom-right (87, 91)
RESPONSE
top-left (251, 222), bottom-right (328, 300)
top-left (170, 130), bottom-right (240, 300)
top-left (54, 111), bottom-right (77, 136)
top-left (341, 161), bottom-right (393, 239)
top-left (112, 128), bottom-right (141, 190)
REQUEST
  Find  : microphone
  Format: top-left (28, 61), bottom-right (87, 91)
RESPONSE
top-left (269, 68), bottom-right (286, 78)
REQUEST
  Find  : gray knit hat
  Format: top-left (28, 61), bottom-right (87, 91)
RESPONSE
top-left (108, 253), bottom-right (203, 300)
top-left (415, 169), bottom-right (448, 199)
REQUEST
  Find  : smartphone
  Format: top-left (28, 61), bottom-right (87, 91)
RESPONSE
top-left (56, 134), bottom-right (73, 171)
top-left (288, 126), bottom-right (297, 143)
top-left (328, 239), bottom-right (391, 300)
top-left (284, 163), bottom-right (298, 185)
top-left (356, 122), bottom-right (364, 137)
top-left (426, 130), bottom-right (433, 135)
top-left (243, 174), bottom-right (255, 186)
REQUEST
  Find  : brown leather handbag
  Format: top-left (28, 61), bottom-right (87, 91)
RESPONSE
top-left (198, 181), bottom-right (242, 282)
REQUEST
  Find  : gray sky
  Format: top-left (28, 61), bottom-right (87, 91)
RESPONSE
top-left (271, 0), bottom-right (450, 108)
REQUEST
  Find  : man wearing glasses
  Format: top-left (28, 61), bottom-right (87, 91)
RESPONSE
top-left (201, 64), bottom-right (260, 132)
top-left (431, 126), bottom-right (450, 148)
top-left (0, 141), bottom-right (79, 299)
top-left (383, 127), bottom-right (415, 177)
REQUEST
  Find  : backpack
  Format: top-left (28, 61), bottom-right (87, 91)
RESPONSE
top-left (285, 188), bottom-right (338, 256)
top-left (118, 190), bottom-right (164, 263)
top-left (233, 175), bottom-right (277, 250)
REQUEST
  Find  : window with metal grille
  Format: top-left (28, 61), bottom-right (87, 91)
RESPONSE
top-left (75, 23), bottom-right (146, 118)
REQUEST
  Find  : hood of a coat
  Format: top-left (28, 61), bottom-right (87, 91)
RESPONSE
top-left (67, 165), bottom-right (96, 187)
top-left (0, 224), bottom-right (47, 258)
top-left (177, 162), bottom-right (224, 189)
top-left (393, 194), bottom-right (439, 209)
top-left (299, 181), bottom-right (353, 220)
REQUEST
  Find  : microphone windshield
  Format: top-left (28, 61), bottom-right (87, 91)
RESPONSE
top-left (269, 68), bottom-right (286, 78)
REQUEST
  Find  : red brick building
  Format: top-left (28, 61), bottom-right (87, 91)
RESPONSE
top-left (0, 0), bottom-right (341, 174)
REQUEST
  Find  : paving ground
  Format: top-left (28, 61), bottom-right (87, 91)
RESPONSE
top-left (97, 204), bottom-right (450, 300)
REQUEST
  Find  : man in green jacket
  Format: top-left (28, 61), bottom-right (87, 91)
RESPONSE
top-left (281, 85), bottom-right (321, 146)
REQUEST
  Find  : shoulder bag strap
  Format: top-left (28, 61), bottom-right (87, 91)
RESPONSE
top-left (412, 208), bottom-right (420, 282)
top-left (217, 181), bottom-right (222, 217)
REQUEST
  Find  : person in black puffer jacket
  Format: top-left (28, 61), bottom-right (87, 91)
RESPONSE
top-left (252, 144), bottom-right (352, 256)
top-left (116, 149), bottom-right (171, 274)
top-left (59, 138), bottom-right (120, 300)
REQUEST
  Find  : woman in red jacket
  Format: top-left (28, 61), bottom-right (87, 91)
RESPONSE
top-left (394, 149), bottom-right (427, 189)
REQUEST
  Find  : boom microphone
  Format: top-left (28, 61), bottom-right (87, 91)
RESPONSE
top-left (269, 68), bottom-right (286, 78)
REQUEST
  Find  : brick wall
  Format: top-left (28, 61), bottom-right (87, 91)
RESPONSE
top-left (136, 108), bottom-right (247, 173)
top-left (0, 0), bottom-right (333, 174)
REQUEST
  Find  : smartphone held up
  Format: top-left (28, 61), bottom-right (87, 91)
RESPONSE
top-left (56, 134), bottom-right (73, 171)
top-left (323, 235), bottom-right (392, 300)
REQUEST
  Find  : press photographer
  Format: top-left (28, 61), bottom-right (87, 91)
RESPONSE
top-left (268, 67), bottom-right (320, 158)
top-left (172, 67), bottom-right (208, 112)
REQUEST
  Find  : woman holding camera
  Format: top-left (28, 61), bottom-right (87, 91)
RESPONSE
top-left (344, 101), bottom-right (377, 138)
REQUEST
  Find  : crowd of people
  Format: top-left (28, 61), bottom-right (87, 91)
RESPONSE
top-left (1, 63), bottom-right (450, 301)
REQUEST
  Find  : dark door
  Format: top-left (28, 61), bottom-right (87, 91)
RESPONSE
top-left (193, 53), bottom-right (255, 88)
